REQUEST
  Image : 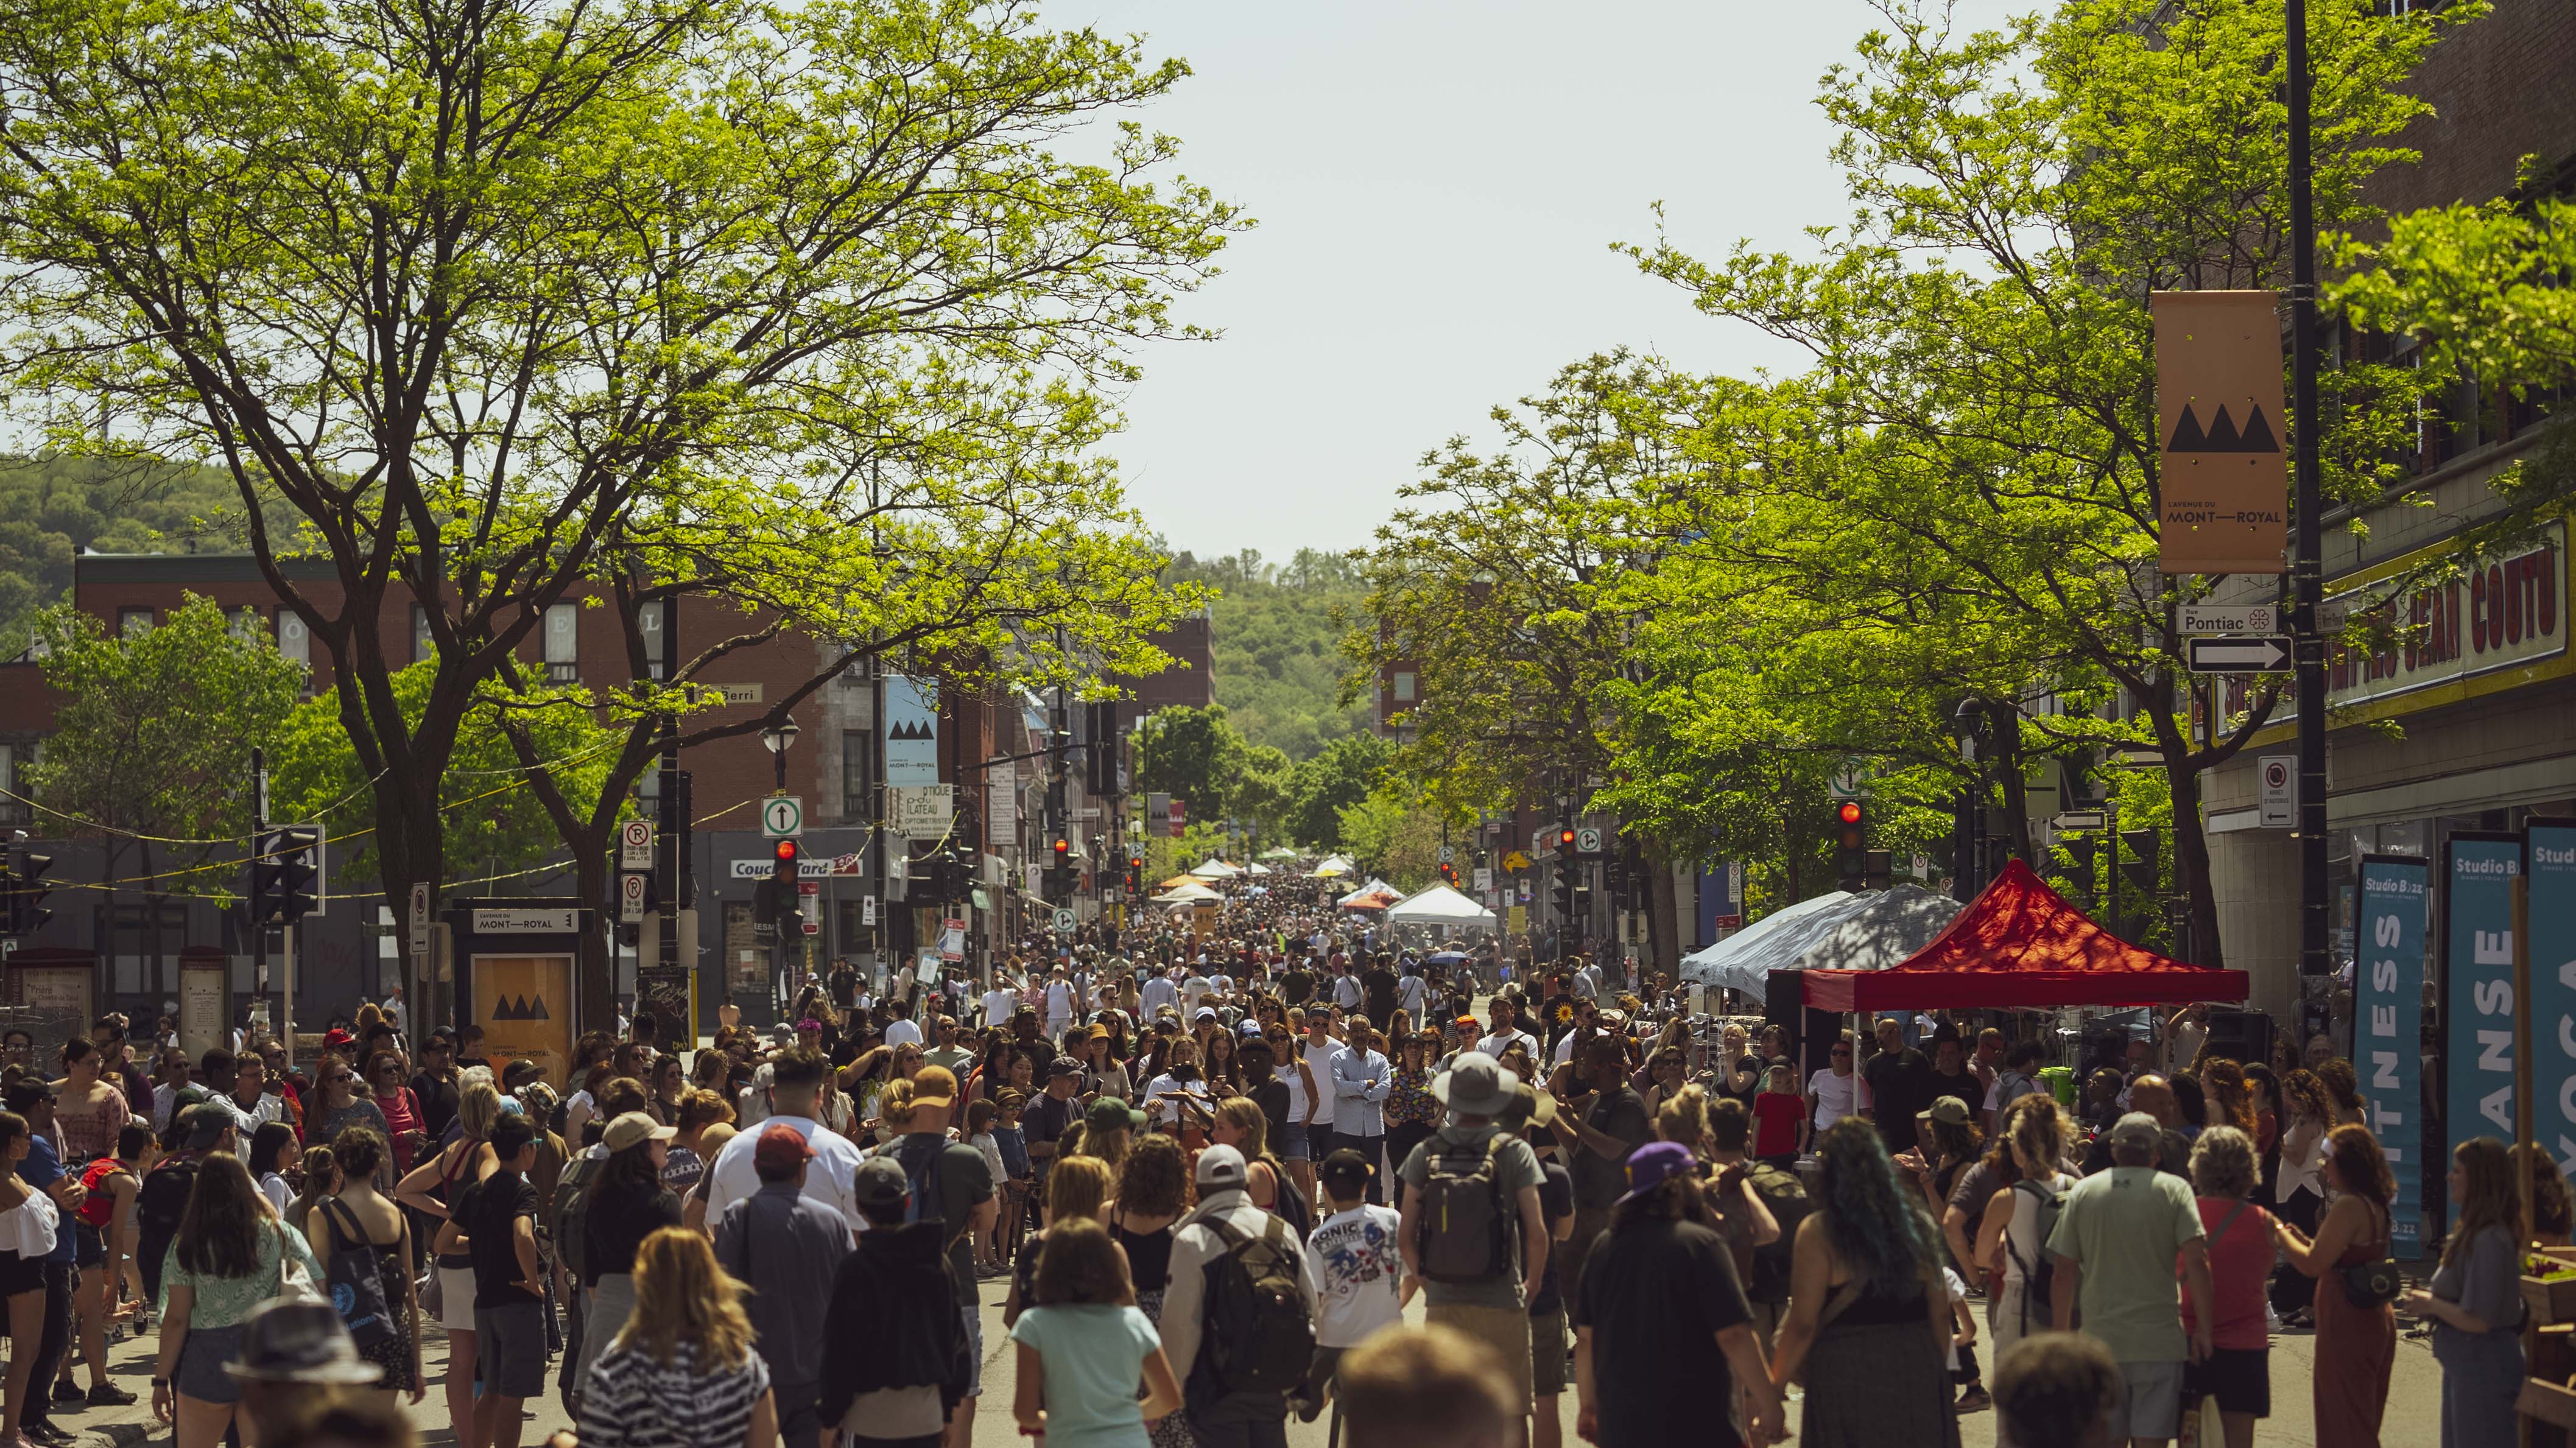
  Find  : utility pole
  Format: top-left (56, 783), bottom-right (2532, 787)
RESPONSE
top-left (250, 746), bottom-right (269, 1030)
top-left (656, 591), bottom-right (684, 1036)
top-left (2287, 0), bottom-right (2329, 985)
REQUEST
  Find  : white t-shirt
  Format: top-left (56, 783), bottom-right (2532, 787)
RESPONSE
top-left (1044, 981), bottom-right (1074, 1020)
top-left (1808, 1068), bottom-right (1864, 1130)
top-left (1332, 974), bottom-right (1364, 1010)
top-left (1398, 974), bottom-right (1427, 1017)
top-left (702, 1112), bottom-right (870, 1231)
top-left (982, 989), bottom-right (1018, 1029)
top-left (1303, 1204), bottom-right (1404, 1348)
top-left (1289, 1039), bottom-right (1343, 1128)
top-left (1141, 977), bottom-right (1180, 1016)
top-left (882, 1019), bottom-right (923, 1047)
top-left (1180, 976), bottom-right (1214, 1014)
top-left (1478, 1029), bottom-right (1538, 1062)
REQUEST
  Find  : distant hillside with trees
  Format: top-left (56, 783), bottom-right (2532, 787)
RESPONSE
top-left (1166, 546), bottom-right (1371, 761)
top-left (0, 454), bottom-right (266, 652)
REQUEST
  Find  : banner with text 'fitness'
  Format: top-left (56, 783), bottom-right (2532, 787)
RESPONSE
top-left (2444, 834), bottom-right (2524, 1170)
top-left (2356, 854), bottom-right (2429, 1256)
top-left (2530, 819), bottom-right (2576, 1186)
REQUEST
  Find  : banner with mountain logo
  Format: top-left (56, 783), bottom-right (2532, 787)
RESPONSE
top-left (2151, 290), bottom-right (2290, 575)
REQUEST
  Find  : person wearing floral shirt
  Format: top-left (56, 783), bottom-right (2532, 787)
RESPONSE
top-left (1382, 1031), bottom-right (1442, 1197)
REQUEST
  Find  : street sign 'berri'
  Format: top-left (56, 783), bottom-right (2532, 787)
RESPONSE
top-left (2152, 290), bottom-right (2290, 575)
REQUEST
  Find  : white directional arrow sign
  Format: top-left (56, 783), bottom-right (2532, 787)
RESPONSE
top-left (2186, 636), bottom-right (2292, 673)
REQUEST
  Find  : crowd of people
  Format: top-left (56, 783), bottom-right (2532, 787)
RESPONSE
top-left (0, 892), bottom-right (2548, 1448)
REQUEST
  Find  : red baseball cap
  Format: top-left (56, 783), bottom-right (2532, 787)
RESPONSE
top-left (753, 1123), bottom-right (816, 1175)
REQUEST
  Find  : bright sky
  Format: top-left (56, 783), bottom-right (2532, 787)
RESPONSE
top-left (1059, 0), bottom-right (1944, 561)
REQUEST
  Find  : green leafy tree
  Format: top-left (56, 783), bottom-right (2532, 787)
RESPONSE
top-left (23, 596), bottom-right (306, 904)
top-left (0, 0), bottom-right (1240, 1011)
top-left (1335, 781), bottom-right (1447, 893)
top-left (1169, 548), bottom-right (1372, 759)
top-left (1279, 731), bottom-right (1393, 848)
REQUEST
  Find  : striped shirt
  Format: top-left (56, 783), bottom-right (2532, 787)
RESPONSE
top-left (575, 1338), bottom-right (770, 1448)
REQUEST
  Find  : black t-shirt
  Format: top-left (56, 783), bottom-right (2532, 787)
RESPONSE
top-left (1572, 1088), bottom-right (1653, 1211)
top-left (1281, 971), bottom-right (1313, 1007)
top-left (1250, 1078), bottom-right (1291, 1144)
top-left (454, 1170), bottom-right (542, 1309)
top-left (582, 1176), bottom-right (683, 1288)
top-left (1025, 1090), bottom-right (1076, 1172)
top-left (1574, 1217), bottom-right (1753, 1448)
top-left (1527, 1157), bottom-right (1575, 1316)
top-left (1860, 1047), bottom-right (1933, 1151)
top-left (1540, 993), bottom-right (1580, 1047)
top-left (1924, 1065), bottom-right (1980, 1117)
top-left (1361, 968), bottom-right (1398, 1027)
top-left (410, 1069), bottom-right (462, 1143)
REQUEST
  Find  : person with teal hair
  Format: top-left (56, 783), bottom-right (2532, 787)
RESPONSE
top-left (1766, 1117), bottom-right (1960, 1448)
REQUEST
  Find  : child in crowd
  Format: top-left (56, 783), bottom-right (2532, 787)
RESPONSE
top-left (1295, 1148), bottom-right (1404, 1421)
top-left (966, 1097), bottom-right (1007, 1275)
top-left (994, 1090), bottom-right (1032, 1262)
top-left (1751, 1061), bottom-right (1806, 1167)
top-left (1008, 1217), bottom-right (1182, 1446)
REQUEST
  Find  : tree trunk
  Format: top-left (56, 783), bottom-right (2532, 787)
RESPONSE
top-left (1646, 851), bottom-right (1683, 984)
top-left (570, 843), bottom-right (617, 1036)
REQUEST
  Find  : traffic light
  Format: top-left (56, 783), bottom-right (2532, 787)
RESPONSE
top-left (1557, 826), bottom-right (1577, 854)
top-left (249, 827), bottom-right (322, 927)
top-left (1555, 859), bottom-right (1577, 922)
top-left (769, 839), bottom-right (804, 929)
top-left (2064, 837), bottom-right (2097, 898)
top-left (4, 839), bottom-right (52, 937)
top-left (1049, 835), bottom-right (1073, 903)
top-left (1125, 851), bottom-right (1145, 896)
top-left (1832, 800), bottom-right (1868, 890)
top-left (2120, 828), bottom-right (2161, 894)
top-left (1439, 862), bottom-right (1459, 886)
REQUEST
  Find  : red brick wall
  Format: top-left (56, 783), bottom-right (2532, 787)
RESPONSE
top-left (2368, 1), bottom-right (2576, 215)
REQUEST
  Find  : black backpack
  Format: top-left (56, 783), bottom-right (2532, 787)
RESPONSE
top-left (1202, 1214), bottom-right (1315, 1397)
top-left (136, 1155), bottom-right (202, 1239)
top-left (313, 1200), bottom-right (395, 1352)
top-left (1414, 1136), bottom-right (1513, 1284)
top-left (2007, 1177), bottom-right (2071, 1331)
top-left (1742, 1162), bottom-right (1811, 1303)
top-left (551, 1151), bottom-right (606, 1282)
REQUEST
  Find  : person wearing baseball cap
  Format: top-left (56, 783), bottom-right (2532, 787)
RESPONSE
top-left (1159, 1145), bottom-right (1315, 1440)
top-left (711, 1125), bottom-right (853, 1444)
top-left (2032, 1111), bottom-right (2213, 1447)
top-left (1571, 1138), bottom-right (1777, 1448)
top-left (1295, 1148), bottom-right (1404, 1421)
top-left (1394, 1051), bottom-right (1549, 1424)
top-left (884, 1064), bottom-right (996, 1436)
top-left (818, 1159), bottom-right (975, 1438)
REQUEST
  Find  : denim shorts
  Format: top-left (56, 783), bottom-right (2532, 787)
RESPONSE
top-left (177, 1324), bottom-right (246, 1404)
top-left (1281, 1123), bottom-right (1313, 1162)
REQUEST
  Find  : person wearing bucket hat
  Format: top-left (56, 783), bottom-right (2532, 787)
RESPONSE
top-left (1571, 1139), bottom-right (1778, 1448)
top-left (1395, 1052), bottom-right (1550, 1425)
top-left (223, 1297), bottom-right (381, 1441)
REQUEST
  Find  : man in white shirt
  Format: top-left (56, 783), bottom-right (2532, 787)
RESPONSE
top-left (881, 1000), bottom-right (924, 1047)
top-left (1331, 961), bottom-right (1364, 1012)
top-left (1572, 960), bottom-right (1602, 1000)
top-left (1476, 997), bottom-right (1540, 1062)
top-left (981, 974), bottom-right (1019, 1030)
top-left (1179, 965), bottom-right (1216, 1017)
top-left (1285, 1005), bottom-right (1343, 1210)
top-left (702, 1047), bottom-right (869, 1231)
top-left (1295, 1148), bottom-right (1404, 1416)
top-left (1043, 969), bottom-right (1075, 1038)
top-left (1396, 962), bottom-right (1428, 1020)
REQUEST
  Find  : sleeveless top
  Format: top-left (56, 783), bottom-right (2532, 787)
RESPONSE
top-left (1830, 1273), bottom-right (1934, 1329)
top-left (2002, 1172), bottom-right (2070, 1285)
top-left (1113, 1212), bottom-right (1175, 1294)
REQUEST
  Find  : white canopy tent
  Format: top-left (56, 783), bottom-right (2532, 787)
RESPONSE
top-left (1314, 854), bottom-right (1358, 877)
top-left (1678, 886), bottom-right (1965, 1002)
top-left (1384, 884), bottom-right (1496, 926)
top-left (1245, 862), bottom-right (1272, 876)
top-left (1189, 857), bottom-right (1242, 879)
top-left (1677, 891), bottom-right (1853, 992)
top-left (1153, 881), bottom-right (1225, 904)
top-left (1337, 877), bottom-right (1399, 907)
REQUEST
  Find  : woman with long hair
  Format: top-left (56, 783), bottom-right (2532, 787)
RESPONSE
top-left (2404, 1137), bottom-right (2527, 1447)
top-left (666, 1090), bottom-right (731, 1197)
top-left (577, 1114), bottom-right (683, 1400)
top-left (364, 1053), bottom-right (424, 1176)
top-left (1080, 1098), bottom-right (1142, 1178)
top-left (2315, 1058), bottom-right (2367, 1128)
top-left (1208, 1097), bottom-right (1287, 1218)
top-left (647, 1056), bottom-right (689, 1128)
top-left (0, 1111), bottom-right (56, 1448)
top-left (2198, 1058), bottom-right (2257, 1139)
top-left (308, 1057), bottom-right (392, 1164)
top-left (2271, 1067), bottom-right (2335, 1321)
top-left (1005, 1155), bottom-right (1117, 1326)
top-left (248, 1122), bottom-right (300, 1216)
top-left (1107, 1137), bottom-right (1192, 1448)
top-left (1082, 1028), bottom-right (1133, 1103)
top-left (51, 1037), bottom-right (131, 1165)
top-left (1972, 1094), bottom-right (2073, 1360)
top-left (304, 1129), bottom-right (423, 1411)
top-left (1202, 1027), bottom-right (1239, 1098)
top-left (1008, 1216), bottom-right (1180, 1447)
top-left (2240, 1062), bottom-right (2283, 1186)
top-left (392, 1080), bottom-right (500, 1442)
top-left (151, 1153), bottom-right (328, 1448)
top-left (283, 1145), bottom-right (338, 1242)
top-left (1768, 1119), bottom-right (1959, 1448)
top-left (2273, 1123), bottom-right (2398, 1446)
top-left (577, 1228), bottom-right (778, 1448)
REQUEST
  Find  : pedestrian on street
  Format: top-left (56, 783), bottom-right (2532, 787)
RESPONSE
top-left (2270, 1123), bottom-right (2397, 1447)
top-left (713, 1125), bottom-right (854, 1448)
top-left (149, 1152), bottom-right (326, 1448)
top-left (1107, 1135), bottom-right (1192, 1448)
top-left (1395, 1053), bottom-right (1548, 1436)
top-left (2, 1080), bottom-right (78, 1448)
top-left (1572, 1139), bottom-right (1779, 1448)
top-left (0, 1109), bottom-right (61, 1448)
top-left (1860, 1016), bottom-right (1934, 1161)
top-left (2042, 1112), bottom-right (2214, 1448)
top-left (438, 1114), bottom-right (547, 1448)
top-left (304, 1128), bottom-right (423, 1408)
top-left (1287, 1006), bottom-right (1343, 1212)
top-left (1993, 1332), bottom-right (2120, 1448)
top-left (223, 1296), bottom-right (385, 1442)
top-left (882, 1067), bottom-right (994, 1448)
top-left (1154, 1144), bottom-right (1314, 1448)
top-left (2180, 1127), bottom-right (2272, 1448)
top-left (575, 1112), bottom-right (683, 1401)
top-left (2404, 1137), bottom-right (2527, 1448)
top-left (1328, 1020), bottom-right (1390, 1204)
top-left (817, 1155), bottom-right (973, 1446)
top-left (1972, 1093), bottom-right (2074, 1360)
top-left (1557, 1036), bottom-right (1651, 1313)
top-left (579, 1228), bottom-right (778, 1448)
top-left (702, 1048), bottom-right (868, 1231)
top-left (1767, 1118), bottom-right (1959, 1448)
top-left (1807, 1033), bottom-right (1864, 1137)
top-left (1293, 1148), bottom-right (1403, 1423)
top-left (1008, 1214), bottom-right (1183, 1447)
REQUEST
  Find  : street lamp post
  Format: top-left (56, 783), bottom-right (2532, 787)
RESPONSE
top-left (761, 716), bottom-right (799, 1013)
top-left (1953, 700), bottom-right (1988, 901)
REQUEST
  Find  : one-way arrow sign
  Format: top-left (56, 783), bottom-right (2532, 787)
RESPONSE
top-left (2186, 635), bottom-right (2292, 673)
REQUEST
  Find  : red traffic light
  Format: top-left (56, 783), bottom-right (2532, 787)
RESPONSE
top-left (775, 838), bottom-right (800, 862)
top-left (1836, 801), bottom-right (1863, 825)
top-left (1052, 837), bottom-right (1071, 857)
top-left (1558, 828), bottom-right (1576, 848)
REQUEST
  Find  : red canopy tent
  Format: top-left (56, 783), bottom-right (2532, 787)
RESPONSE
top-left (1802, 860), bottom-right (2248, 1011)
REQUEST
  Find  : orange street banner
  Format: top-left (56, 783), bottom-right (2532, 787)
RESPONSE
top-left (2152, 290), bottom-right (2289, 575)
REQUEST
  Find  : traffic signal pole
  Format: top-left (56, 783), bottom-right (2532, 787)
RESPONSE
top-left (251, 747), bottom-right (270, 1022)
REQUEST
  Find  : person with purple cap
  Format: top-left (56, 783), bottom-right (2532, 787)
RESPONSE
top-left (1572, 1139), bottom-right (1779, 1448)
